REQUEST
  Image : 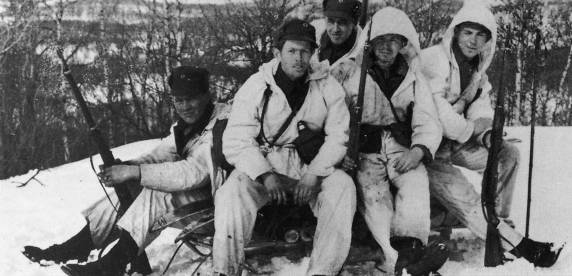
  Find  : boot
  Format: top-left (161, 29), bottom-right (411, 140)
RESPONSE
top-left (61, 230), bottom-right (139, 276)
top-left (392, 237), bottom-right (424, 276)
top-left (129, 253), bottom-right (153, 275)
top-left (509, 237), bottom-right (564, 267)
top-left (405, 239), bottom-right (449, 276)
top-left (22, 224), bottom-right (93, 264)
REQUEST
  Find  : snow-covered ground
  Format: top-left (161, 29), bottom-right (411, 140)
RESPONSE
top-left (1, 127), bottom-right (571, 275)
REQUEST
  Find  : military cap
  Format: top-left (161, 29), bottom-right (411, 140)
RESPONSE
top-left (274, 19), bottom-right (317, 49)
top-left (168, 66), bottom-right (209, 97)
top-left (323, 0), bottom-right (361, 23)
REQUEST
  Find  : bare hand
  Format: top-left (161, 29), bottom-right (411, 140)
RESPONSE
top-left (98, 165), bottom-right (140, 187)
top-left (473, 118), bottom-right (492, 137)
top-left (294, 173), bottom-right (320, 205)
top-left (260, 173), bottom-right (288, 205)
top-left (341, 155), bottom-right (358, 172)
top-left (393, 147), bottom-right (424, 174)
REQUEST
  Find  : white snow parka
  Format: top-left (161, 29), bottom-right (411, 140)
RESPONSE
top-left (329, 7), bottom-right (442, 157)
top-left (420, 3), bottom-right (497, 144)
top-left (128, 103), bottom-right (230, 194)
top-left (222, 58), bottom-right (350, 181)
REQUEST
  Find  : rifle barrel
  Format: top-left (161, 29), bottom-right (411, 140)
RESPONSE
top-left (56, 49), bottom-right (115, 166)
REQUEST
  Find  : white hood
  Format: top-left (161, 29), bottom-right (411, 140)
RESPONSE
top-left (352, 7), bottom-right (421, 64)
top-left (442, 2), bottom-right (497, 73)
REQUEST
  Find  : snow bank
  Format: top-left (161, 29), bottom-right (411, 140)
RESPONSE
top-left (1, 127), bottom-right (571, 275)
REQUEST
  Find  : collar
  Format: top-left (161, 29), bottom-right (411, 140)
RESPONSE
top-left (274, 63), bottom-right (308, 95)
top-left (175, 102), bottom-right (214, 135)
top-left (318, 29), bottom-right (357, 62)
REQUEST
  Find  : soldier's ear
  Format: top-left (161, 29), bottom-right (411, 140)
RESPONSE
top-left (273, 47), bottom-right (281, 60)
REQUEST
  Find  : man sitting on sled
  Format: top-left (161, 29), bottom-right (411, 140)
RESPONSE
top-left (212, 19), bottom-right (356, 276)
top-left (23, 66), bottom-right (229, 275)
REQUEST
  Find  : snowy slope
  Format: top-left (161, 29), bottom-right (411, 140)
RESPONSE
top-left (1, 127), bottom-right (571, 275)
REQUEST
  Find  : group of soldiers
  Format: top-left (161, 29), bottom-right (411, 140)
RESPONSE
top-left (22, 1), bottom-right (562, 276)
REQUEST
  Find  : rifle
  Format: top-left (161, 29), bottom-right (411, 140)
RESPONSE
top-left (481, 31), bottom-right (509, 267)
top-left (525, 29), bottom-right (542, 238)
top-left (358, 0), bottom-right (369, 28)
top-left (346, 0), bottom-right (371, 177)
top-left (56, 49), bottom-right (151, 272)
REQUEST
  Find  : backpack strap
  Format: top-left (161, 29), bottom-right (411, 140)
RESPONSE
top-left (258, 84), bottom-right (300, 147)
top-left (211, 118), bottom-right (234, 173)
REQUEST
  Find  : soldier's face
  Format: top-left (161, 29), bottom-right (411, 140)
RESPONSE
top-left (173, 94), bottom-right (210, 124)
top-left (274, 40), bottom-right (314, 80)
top-left (326, 17), bottom-right (355, 45)
top-left (456, 26), bottom-right (489, 59)
top-left (371, 34), bottom-right (406, 69)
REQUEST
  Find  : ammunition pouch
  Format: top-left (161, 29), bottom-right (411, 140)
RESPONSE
top-left (293, 121), bottom-right (325, 164)
top-left (359, 124), bottom-right (382, 153)
top-left (389, 122), bottom-right (412, 148)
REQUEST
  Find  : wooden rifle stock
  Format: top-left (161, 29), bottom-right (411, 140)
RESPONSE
top-left (347, 4), bottom-right (372, 177)
top-left (481, 34), bottom-right (509, 267)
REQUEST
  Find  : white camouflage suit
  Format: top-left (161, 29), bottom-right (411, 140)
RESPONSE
top-left (213, 58), bottom-right (355, 276)
top-left (81, 104), bottom-right (228, 252)
top-left (420, 4), bottom-right (522, 249)
top-left (325, 7), bottom-right (442, 269)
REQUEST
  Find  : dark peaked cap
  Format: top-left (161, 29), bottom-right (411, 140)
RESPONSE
top-left (168, 66), bottom-right (209, 97)
top-left (323, 0), bottom-right (361, 23)
top-left (274, 19), bottom-right (317, 49)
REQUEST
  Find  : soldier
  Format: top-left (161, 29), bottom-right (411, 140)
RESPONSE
top-left (22, 67), bottom-right (229, 275)
top-left (313, 0), bottom-right (362, 67)
top-left (335, 7), bottom-right (445, 275)
top-left (421, 3), bottom-right (562, 267)
top-left (213, 19), bottom-right (355, 276)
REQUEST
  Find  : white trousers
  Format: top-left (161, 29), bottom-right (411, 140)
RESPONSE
top-left (427, 139), bottom-right (522, 249)
top-left (82, 183), bottom-right (211, 251)
top-left (356, 132), bottom-right (431, 270)
top-left (212, 169), bottom-right (356, 276)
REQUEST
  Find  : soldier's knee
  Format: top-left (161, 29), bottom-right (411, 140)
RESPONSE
top-left (215, 172), bottom-right (248, 204)
top-left (331, 169), bottom-right (356, 193)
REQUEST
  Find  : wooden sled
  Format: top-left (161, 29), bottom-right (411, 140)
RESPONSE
top-left (151, 193), bottom-right (464, 275)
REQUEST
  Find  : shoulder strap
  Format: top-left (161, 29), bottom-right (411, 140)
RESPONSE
top-left (463, 88), bottom-right (482, 115)
top-left (258, 84), bottom-right (299, 147)
top-left (369, 69), bottom-right (415, 124)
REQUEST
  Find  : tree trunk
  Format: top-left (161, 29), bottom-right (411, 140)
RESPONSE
top-left (0, 74), bottom-right (5, 178)
top-left (175, 1), bottom-right (183, 67)
top-left (558, 42), bottom-right (572, 96)
top-left (514, 45), bottom-right (523, 125)
top-left (56, 5), bottom-right (71, 162)
top-left (99, 8), bottom-right (114, 146)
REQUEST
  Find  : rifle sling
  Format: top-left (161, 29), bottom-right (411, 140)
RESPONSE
top-left (257, 84), bottom-right (300, 148)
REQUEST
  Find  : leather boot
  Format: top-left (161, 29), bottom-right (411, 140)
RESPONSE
top-left (61, 230), bottom-right (139, 276)
top-left (510, 237), bottom-right (563, 267)
top-left (23, 224), bottom-right (93, 264)
top-left (392, 236), bottom-right (424, 276)
top-left (405, 239), bottom-right (449, 276)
